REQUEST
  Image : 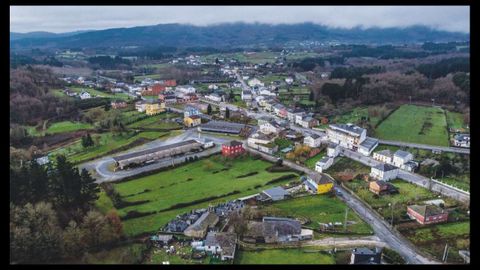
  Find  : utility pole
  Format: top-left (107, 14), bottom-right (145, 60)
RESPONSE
top-left (344, 207), bottom-right (349, 232)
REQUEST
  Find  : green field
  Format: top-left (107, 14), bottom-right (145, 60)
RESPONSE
top-left (260, 75), bottom-right (287, 85)
top-left (375, 105), bottom-right (449, 146)
top-left (49, 130), bottom-right (172, 163)
top-left (127, 112), bottom-right (182, 130)
top-left (134, 74), bottom-right (163, 81)
top-left (25, 121), bottom-right (94, 136)
top-left (446, 111), bottom-right (469, 133)
top-left (234, 248), bottom-right (335, 264)
top-left (304, 150), bottom-right (327, 169)
top-left (259, 195), bottom-right (372, 235)
top-left (402, 221), bottom-right (470, 263)
top-left (79, 243), bottom-right (147, 264)
top-left (102, 155), bottom-right (300, 236)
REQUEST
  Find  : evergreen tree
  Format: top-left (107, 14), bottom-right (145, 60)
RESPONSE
top-left (225, 107), bottom-right (230, 119)
top-left (28, 160), bottom-right (49, 203)
top-left (79, 168), bottom-right (100, 209)
top-left (207, 104), bottom-right (212, 115)
top-left (104, 102), bottom-right (111, 111)
top-left (309, 90), bottom-right (314, 101)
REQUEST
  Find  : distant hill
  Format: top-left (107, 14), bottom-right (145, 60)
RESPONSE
top-left (10, 30), bottom-right (93, 41)
top-left (10, 23), bottom-right (469, 50)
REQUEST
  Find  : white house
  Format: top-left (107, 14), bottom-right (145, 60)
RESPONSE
top-left (205, 93), bottom-right (222, 103)
top-left (315, 156), bottom-right (334, 173)
top-left (208, 84), bottom-right (219, 90)
top-left (392, 150), bottom-right (414, 168)
top-left (285, 77), bottom-right (294, 84)
top-left (297, 116), bottom-right (319, 128)
top-left (326, 124), bottom-right (366, 151)
top-left (304, 134), bottom-right (322, 148)
top-left (259, 121), bottom-right (284, 135)
top-left (453, 134), bottom-right (470, 148)
top-left (259, 89), bottom-right (276, 96)
top-left (373, 150), bottom-right (394, 163)
top-left (201, 232), bottom-right (237, 261)
top-left (135, 100), bottom-right (146, 112)
top-left (370, 164), bottom-right (398, 181)
top-left (176, 85), bottom-right (196, 94)
top-left (241, 90), bottom-right (253, 101)
top-left (327, 143), bottom-right (340, 158)
top-left (358, 137), bottom-right (379, 156)
top-left (79, 91), bottom-right (92, 99)
top-left (248, 78), bottom-right (264, 88)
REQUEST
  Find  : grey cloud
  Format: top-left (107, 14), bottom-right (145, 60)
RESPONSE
top-left (10, 6), bottom-right (469, 33)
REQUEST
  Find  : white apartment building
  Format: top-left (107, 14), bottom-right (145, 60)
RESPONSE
top-left (326, 124), bottom-right (366, 151)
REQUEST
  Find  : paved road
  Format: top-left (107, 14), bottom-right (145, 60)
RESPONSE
top-left (339, 147), bottom-right (470, 204)
top-left (379, 139), bottom-right (469, 155)
top-left (79, 129), bottom-right (231, 183)
top-left (305, 236), bottom-right (387, 248)
top-left (244, 146), bottom-right (440, 264)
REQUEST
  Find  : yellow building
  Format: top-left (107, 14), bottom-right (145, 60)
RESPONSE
top-left (303, 174), bottom-right (334, 194)
top-left (145, 102), bottom-right (165, 115)
top-left (184, 115), bottom-right (202, 127)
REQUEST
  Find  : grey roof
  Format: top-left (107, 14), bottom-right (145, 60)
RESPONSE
top-left (113, 140), bottom-right (200, 162)
top-left (262, 187), bottom-right (288, 198)
top-left (375, 149), bottom-right (393, 157)
top-left (200, 121), bottom-right (246, 134)
top-left (329, 124), bottom-right (365, 137)
top-left (184, 211), bottom-right (219, 233)
top-left (373, 163), bottom-right (398, 172)
top-left (303, 174), bottom-right (331, 185)
top-left (204, 232), bottom-right (237, 258)
top-left (359, 137), bottom-right (378, 151)
top-left (328, 142), bottom-right (338, 148)
top-left (454, 134), bottom-right (470, 141)
top-left (224, 140), bottom-right (243, 147)
top-left (242, 90), bottom-right (252, 95)
top-left (353, 247), bottom-right (382, 256)
top-left (408, 204), bottom-right (445, 217)
top-left (318, 156), bottom-right (331, 164)
top-left (263, 217), bottom-right (301, 237)
top-left (394, 150), bottom-right (412, 158)
top-left (306, 134), bottom-right (321, 139)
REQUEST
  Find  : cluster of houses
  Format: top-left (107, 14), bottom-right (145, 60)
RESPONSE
top-left (453, 133), bottom-right (470, 148)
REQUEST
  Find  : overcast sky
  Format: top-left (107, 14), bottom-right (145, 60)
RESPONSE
top-left (10, 6), bottom-right (469, 33)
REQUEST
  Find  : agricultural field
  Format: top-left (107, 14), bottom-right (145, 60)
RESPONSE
top-left (101, 155), bottom-right (301, 236)
top-left (49, 130), bottom-right (172, 164)
top-left (259, 195), bottom-right (372, 235)
top-left (402, 221), bottom-right (470, 263)
top-left (260, 74), bottom-right (288, 85)
top-left (285, 51), bottom-right (324, 60)
top-left (233, 51), bottom-right (279, 64)
top-left (25, 121), bottom-right (94, 136)
top-left (330, 106), bottom-right (395, 128)
top-left (446, 111), bottom-right (469, 133)
top-left (304, 149), bottom-right (327, 169)
top-left (234, 248), bottom-right (335, 264)
top-left (127, 112), bottom-right (182, 130)
top-left (375, 105), bottom-right (449, 146)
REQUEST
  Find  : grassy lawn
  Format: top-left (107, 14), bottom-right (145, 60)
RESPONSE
top-left (436, 175), bottom-right (470, 192)
top-left (25, 121), bottom-right (94, 136)
top-left (304, 149), bottom-right (327, 169)
top-left (402, 221), bottom-right (470, 263)
top-left (49, 131), bottom-right (171, 163)
top-left (234, 248), bottom-right (335, 264)
top-left (325, 157), bottom-right (371, 180)
top-left (127, 112), bottom-right (182, 129)
top-left (375, 105), bottom-right (449, 146)
top-left (446, 111), bottom-right (469, 133)
top-left (106, 155), bottom-right (300, 236)
top-left (330, 106), bottom-right (393, 127)
top-left (260, 75), bottom-right (287, 85)
top-left (259, 195), bottom-right (372, 235)
top-left (134, 74), bottom-right (163, 81)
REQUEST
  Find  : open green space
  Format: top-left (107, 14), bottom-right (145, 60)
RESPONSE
top-left (104, 155), bottom-right (300, 236)
top-left (49, 130), bottom-right (172, 164)
top-left (25, 121), bottom-right (94, 137)
top-left (134, 74), bottom-right (163, 81)
top-left (234, 248), bottom-right (335, 264)
top-left (127, 112), bottom-right (182, 130)
top-left (375, 105), bottom-right (449, 146)
top-left (446, 111), bottom-right (469, 133)
top-left (79, 243), bottom-right (147, 264)
top-left (330, 106), bottom-right (394, 127)
top-left (259, 195), bottom-right (372, 235)
top-left (260, 75), bottom-right (287, 85)
top-left (304, 149), bottom-right (327, 169)
top-left (403, 221), bottom-right (470, 263)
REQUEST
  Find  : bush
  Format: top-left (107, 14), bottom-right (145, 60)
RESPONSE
top-left (121, 210), bottom-right (156, 221)
top-left (236, 172), bottom-right (258, 178)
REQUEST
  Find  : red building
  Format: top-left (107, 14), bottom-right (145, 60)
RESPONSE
top-left (163, 80), bottom-right (177, 87)
top-left (407, 204), bottom-right (448, 225)
top-left (222, 140), bottom-right (245, 157)
top-left (151, 84), bottom-right (166, 94)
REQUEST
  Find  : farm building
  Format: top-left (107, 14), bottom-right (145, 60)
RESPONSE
top-left (262, 217), bottom-right (313, 243)
top-left (368, 180), bottom-right (398, 195)
top-left (453, 134), bottom-right (470, 148)
top-left (222, 140), bottom-right (245, 157)
top-left (198, 121), bottom-right (246, 135)
top-left (302, 174), bottom-right (334, 194)
top-left (350, 247), bottom-right (382, 264)
top-left (112, 140), bottom-right (203, 169)
top-left (258, 186), bottom-right (289, 202)
top-left (407, 204), bottom-right (448, 225)
top-left (184, 211), bottom-right (219, 238)
top-left (199, 232), bottom-right (237, 261)
top-left (370, 164), bottom-right (398, 181)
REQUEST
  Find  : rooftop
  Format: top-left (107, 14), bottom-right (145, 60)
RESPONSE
top-left (359, 137), bottom-right (379, 151)
top-left (224, 140), bottom-right (243, 147)
top-left (375, 149), bottom-right (393, 157)
top-left (394, 150), bottom-right (412, 158)
top-left (113, 140), bottom-right (200, 162)
top-left (262, 187), bottom-right (289, 199)
top-left (329, 124), bottom-right (365, 137)
top-left (303, 174), bottom-right (331, 185)
top-left (408, 204), bottom-right (445, 217)
top-left (373, 163), bottom-right (397, 172)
